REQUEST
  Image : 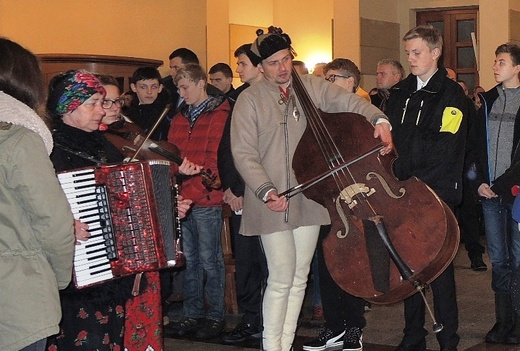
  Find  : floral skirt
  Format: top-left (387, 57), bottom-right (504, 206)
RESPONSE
top-left (47, 272), bottom-right (162, 351)
top-left (47, 291), bottom-right (125, 351)
top-left (124, 272), bottom-right (163, 351)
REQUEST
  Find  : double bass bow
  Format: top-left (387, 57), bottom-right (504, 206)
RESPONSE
top-left (267, 27), bottom-right (459, 332)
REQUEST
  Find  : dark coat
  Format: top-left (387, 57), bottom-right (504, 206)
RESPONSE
top-left (51, 122), bottom-right (124, 170)
top-left (217, 84), bottom-right (250, 197)
top-left (385, 67), bottom-right (468, 206)
top-left (125, 90), bottom-right (173, 141)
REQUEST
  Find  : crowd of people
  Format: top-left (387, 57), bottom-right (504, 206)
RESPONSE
top-left (1, 21), bottom-right (520, 351)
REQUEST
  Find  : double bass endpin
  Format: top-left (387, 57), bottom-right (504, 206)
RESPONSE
top-left (373, 218), bottom-right (444, 334)
top-left (415, 281), bottom-right (444, 333)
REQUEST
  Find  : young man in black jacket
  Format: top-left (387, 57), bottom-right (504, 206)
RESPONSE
top-left (218, 43), bottom-right (267, 346)
top-left (385, 25), bottom-right (468, 351)
top-left (126, 66), bottom-right (172, 141)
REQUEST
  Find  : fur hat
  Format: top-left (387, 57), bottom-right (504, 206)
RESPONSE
top-left (47, 70), bottom-right (105, 118)
top-left (251, 27), bottom-right (292, 63)
top-left (244, 44), bottom-right (263, 67)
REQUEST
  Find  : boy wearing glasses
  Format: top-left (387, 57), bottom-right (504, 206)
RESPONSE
top-left (127, 66), bottom-right (173, 140)
top-left (303, 57), bottom-right (375, 351)
top-left (324, 58), bottom-right (371, 101)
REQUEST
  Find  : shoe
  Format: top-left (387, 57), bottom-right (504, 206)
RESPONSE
top-left (312, 305), bottom-right (324, 321)
top-left (470, 256), bottom-right (487, 271)
top-left (303, 328), bottom-right (345, 351)
top-left (166, 292), bottom-right (185, 303)
top-left (364, 301), bottom-right (372, 312)
top-left (195, 318), bottom-right (225, 340)
top-left (164, 317), bottom-right (204, 337)
top-left (222, 322), bottom-right (262, 345)
top-left (342, 327), bottom-right (362, 351)
top-left (394, 339), bottom-right (426, 351)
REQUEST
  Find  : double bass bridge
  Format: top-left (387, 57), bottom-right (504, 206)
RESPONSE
top-left (339, 183), bottom-right (376, 209)
top-left (334, 171), bottom-right (406, 240)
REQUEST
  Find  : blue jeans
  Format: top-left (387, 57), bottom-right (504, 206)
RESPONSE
top-left (482, 197), bottom-right (520, 292)
top-left (182, 206), bottom-right (225, 321)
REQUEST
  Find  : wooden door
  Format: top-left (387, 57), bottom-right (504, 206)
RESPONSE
top-left (417, 8), bottom-right (479, 93)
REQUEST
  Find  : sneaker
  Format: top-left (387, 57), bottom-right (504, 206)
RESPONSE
top-left (222, 322), bottom-right (262, 344)
top-left (470, 256), bottom-right (487, 271)
top-left (312, 305), bottom-right (324, 321)
top-left (364, 301), bottom-right (372, 312)
top-left (164, 317), bottom-right (204, 337)
top-left (342, 327), bottom-right (362, 351)
top-left (394, 339), bottom-right (426, 351)
top-left (303, 328), bottom-right (345, 351)
top-left (195, 318), bottom-right (225, 340)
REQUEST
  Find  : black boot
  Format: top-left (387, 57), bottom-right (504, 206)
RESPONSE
top-left (506, 271), bottom-right (520, 344)
top-left (486, 293), bottom-right (514, 343)
top-left (505, 314), bottom-right (520, 344)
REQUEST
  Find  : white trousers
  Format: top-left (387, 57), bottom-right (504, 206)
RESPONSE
top-left (260, 225), bottom-right (320, 351)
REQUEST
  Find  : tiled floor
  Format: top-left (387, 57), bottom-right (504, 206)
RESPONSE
top-left (164, 244), bottom-right (520, 351)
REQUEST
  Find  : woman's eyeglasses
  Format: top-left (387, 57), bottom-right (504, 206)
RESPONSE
top-left (102, 98), bottom-right (125, 109)
top-left (325, 74), bottom-right (351, 83)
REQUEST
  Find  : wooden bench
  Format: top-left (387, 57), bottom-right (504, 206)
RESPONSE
top-left (221, 204), bottom-right (239, 314)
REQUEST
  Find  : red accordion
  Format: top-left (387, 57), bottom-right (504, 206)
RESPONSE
top-left (57, 160), bottom-right (183, 289)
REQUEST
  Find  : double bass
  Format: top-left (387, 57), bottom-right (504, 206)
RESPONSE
top-left (267, 28), bottom-right (459, 329)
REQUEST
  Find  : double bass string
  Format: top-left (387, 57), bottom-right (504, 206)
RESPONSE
top-left (290, 69), bottom-right (367, 207)
top-left (289, 68), bottom-right (451, 332)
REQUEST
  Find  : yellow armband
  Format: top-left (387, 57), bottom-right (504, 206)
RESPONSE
top-left (440, 107), bottom-right (463, 134)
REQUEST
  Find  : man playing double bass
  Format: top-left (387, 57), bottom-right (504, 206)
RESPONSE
top-left (230, 27), bottom-right (393, 351)
top-left (385, 25), bottom-right (468, 351)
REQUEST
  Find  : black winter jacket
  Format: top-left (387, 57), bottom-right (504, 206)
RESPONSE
top-left (125, 91), bottom-right (173, 141)
top-left (386, 67), bottom-right (468, 206)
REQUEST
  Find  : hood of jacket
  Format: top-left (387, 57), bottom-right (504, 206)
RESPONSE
top-left (0, 91), bottom-right (53, 154)
top-left (179, 94), bottom-right (229, 120)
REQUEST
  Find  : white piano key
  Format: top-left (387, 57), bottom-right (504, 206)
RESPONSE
top-left (76, 213), bottom-right (102, 222)
top-left (75, 269), bottom-right (114, 288)
top-left (64, 188), bottom-right (96, 201)
top-left (58, 170), bottom-right (95, 182)
top-left (69, 204), bottom-right (99, 214)
top-left (67, 194), bottom-right (98, 205)
top-left (74, 256), bottom-right (110, 271)
top-left (59, 178), bottom-right (97, 190)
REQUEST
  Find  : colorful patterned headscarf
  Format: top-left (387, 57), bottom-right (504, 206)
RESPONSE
top-left (47, 70), bottom-right (105, 117)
